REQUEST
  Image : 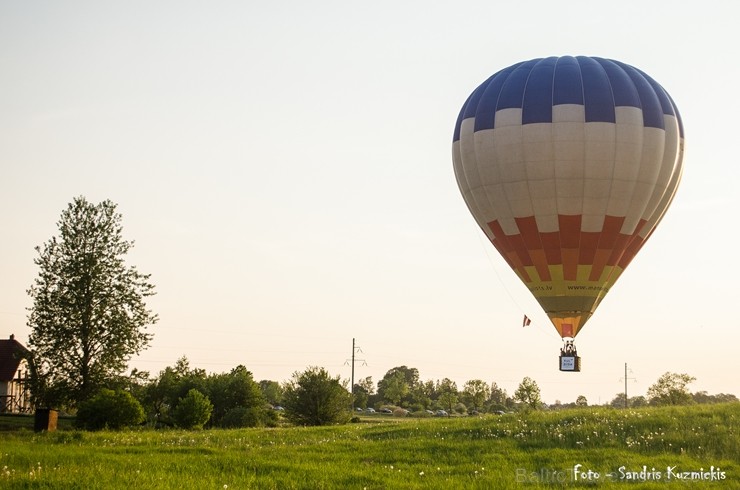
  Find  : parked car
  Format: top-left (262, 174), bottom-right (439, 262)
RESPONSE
top-left (380, 408), bottom-right (393, 414)
top-left (365, 407), bottom-right (375, 413)
top-left (435, 410), bottom-right (448, 417)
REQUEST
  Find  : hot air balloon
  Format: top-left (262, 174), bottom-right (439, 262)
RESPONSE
top-left (452, 56), bottom-right (684, 371)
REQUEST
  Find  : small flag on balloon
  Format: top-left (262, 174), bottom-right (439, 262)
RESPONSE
top-left (522, 315), bottom-right (531, 327)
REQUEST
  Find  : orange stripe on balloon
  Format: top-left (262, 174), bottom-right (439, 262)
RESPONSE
top-left (529, 249), bottom-right (551, 281)
top-left (559, 215), bottom-right (581, 280)
top-left (515, 216), bottom-right (551, 281)
top-left (589, 249), bottom-right (612, 281)
top-left (578, 231), bottom-right (599, 265)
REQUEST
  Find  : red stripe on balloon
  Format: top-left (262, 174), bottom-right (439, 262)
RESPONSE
top-left (485, 215), bottom-right (649, 282)
top-left (487, 221), bottom-right (531, 282)
top-left (618, 219), bottom-right (648, 269)
top-left (589, 216), bottom-right (624, 280)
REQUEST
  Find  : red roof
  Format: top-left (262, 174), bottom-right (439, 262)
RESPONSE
top-left (0, 335), bottom-right (29, 381)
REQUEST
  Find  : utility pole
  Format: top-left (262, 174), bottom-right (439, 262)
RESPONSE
top-left (620, 363), bottom-right (637, 408)
top-left (345, 338), bottom-right (366, 411)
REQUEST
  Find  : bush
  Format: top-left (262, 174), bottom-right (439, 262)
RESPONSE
top-left (219, 405), bottom-right (280, 428)
top-left (283, 366), bottom-right (352, 426)
top-left (76, 389), bottom-right (145, 431)
top-left (173, 389), bottom-right (213, 429)
top-left (221, 406), bottom-right (261, 428)
top-left (206, 365), bottom-right (266, 427)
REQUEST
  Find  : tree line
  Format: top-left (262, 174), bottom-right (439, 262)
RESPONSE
top-left (19, 197), bottom-right (738, 430)
top-left (74, 357), bottom-right (740, 430)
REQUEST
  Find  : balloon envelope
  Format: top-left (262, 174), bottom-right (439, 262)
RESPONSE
top-left (452, 56), bottom-right (684, 338)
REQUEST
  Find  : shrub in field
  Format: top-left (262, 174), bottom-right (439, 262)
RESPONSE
top-left (145, 360), bottom-right (268, 428)
top-left (220, 406), bottom-right (278, 428)
top-left (283, 366), bottom-right (351, 426)
top-left (393, 407), bottom-right (410, 417)
top-left (220, 406), bottom-right (257, 428)
top-left (173, 389), bottom-right (213, 429)
top-left (142, 356), bottom-right (208, 425)
top-left (206, 365), bottom-right (266, 427)
top-left (76, 388), bottom-right (145, 430)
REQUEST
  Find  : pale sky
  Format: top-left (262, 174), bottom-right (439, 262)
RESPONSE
top-left (1, 1), bottom-right (738, 406)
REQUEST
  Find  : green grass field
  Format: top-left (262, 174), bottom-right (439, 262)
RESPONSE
top-left (1, 403), bottom-right (738, 489)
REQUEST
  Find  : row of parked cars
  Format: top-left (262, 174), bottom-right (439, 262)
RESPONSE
top-left (359, 407), bottom-right (394, 414)
top-left (358, 407), bottom-right (449, 417)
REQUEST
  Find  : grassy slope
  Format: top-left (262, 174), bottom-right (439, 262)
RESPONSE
top-left (0, 403), bottom-right (738, 489)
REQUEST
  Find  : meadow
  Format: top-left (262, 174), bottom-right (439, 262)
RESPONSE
top-left (1, 403), bottom-right (738, 489)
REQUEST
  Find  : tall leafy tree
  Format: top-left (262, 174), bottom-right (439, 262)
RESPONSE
top-left (436, 378), bottom-right (458, 413)
top-left (647, 372), bottom-right (696, 406)
top-left (382, 371), bottom-right (409, 405)
top-left (514, 377), bottom-right (542, 410)
top-left (462, 379), bottom-right (490, 413)
top-left (377, 366), bottom-right (418, 401)
top-left (409, 379), bottom-right (436, 411)
top-left (489, 381), bottom-right (509, 409)
top-left (27, 197), bottom-right (157, 408)
top-left (259, 380), bottom-right (285, 406)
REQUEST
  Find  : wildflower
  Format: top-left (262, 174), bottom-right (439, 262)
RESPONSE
top-left (419, 471), bottom-right (425, 476)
